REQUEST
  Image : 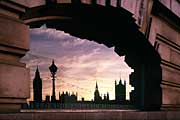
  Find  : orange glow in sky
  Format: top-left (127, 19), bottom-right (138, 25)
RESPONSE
top-left (21, 25), bottom-right (134, 102)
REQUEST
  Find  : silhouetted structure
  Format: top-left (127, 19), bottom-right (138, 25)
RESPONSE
top-left (93, 82), bottom-right (112, 104)
top-left (59, 92), bottom-right (77, 103)
top-left (129, 73), bottom-right (137, 106)
top-left (107, 92), bottom-right (109, 101)
top-left (115, 79), bottom-right (126, 104)
top-left (31, 61), bottom-right (130, 109)
top-left (94, 82), bottom-right (102, 103)
top-left (49, 60), bottom-right (58, 102)
top-left (103, 92), bottom-right (109, 101)
top-left (33, 66), bottom-right (42, 102)
top-left (45, 95), bottom-right (50, 102)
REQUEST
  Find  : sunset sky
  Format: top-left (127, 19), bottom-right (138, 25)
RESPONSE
top-left (21, 25), bottom-right (134, 101)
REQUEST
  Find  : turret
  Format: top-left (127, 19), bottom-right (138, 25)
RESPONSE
top-left (107, 92), bottom-right (109, 100)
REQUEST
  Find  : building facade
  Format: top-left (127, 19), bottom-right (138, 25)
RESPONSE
top-left (59, 92), bottom-right (78, 103)
top-left (115, 80), bottom-right (126, 104)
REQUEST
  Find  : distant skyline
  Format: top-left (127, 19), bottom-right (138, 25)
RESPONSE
top-left (21, 25), bottom-right (134, 101)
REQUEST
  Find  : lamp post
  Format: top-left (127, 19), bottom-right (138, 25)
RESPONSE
top-left (49, 60), bottom-right (58, 102)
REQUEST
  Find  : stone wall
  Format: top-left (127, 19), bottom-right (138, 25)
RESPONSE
top-left (149, 1), bottom-right (180, 109)
top-left (0, 111), bottom-right (180, 120)
top-left (0, 0), bottom-right (30, 113)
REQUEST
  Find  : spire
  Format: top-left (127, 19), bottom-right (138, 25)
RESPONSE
top-left (33, 65), bottom-right (42, 102)
top-left (59, 91), bottom-right (60, 100)
top-left (94, 81), bottom-right (101, 102)
top-left (107, 92), bottom-right (109, 100)
top-left (119, 72), bottom-right (123, 85)
top-left (119, 80), bottom-right (122, 85)
top-left (104, 94), bottom-right (107, 100)
top-left (124, 80), bottom-right (126, 85)
top-left (119, 71), bottom-right (124, 85)
top-left (124, 80), bottom-right (126, 90)
top-left (34, 66), bottom-right (41, 79)
top-left (96, 81), bottom-right (98, 89)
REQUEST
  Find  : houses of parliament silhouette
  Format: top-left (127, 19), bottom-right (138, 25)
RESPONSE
top-left (26, 60), bottom-right (132, 109)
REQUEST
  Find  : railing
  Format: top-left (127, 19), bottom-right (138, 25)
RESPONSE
top-left (21, 103), bottom-right (136, 110)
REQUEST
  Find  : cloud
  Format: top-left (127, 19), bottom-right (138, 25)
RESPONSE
top-left (22, 26), bottom-right (133, 101)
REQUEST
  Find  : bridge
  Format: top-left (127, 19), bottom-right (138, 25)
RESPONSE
top-left (0, 0), bottom-right (179, 119)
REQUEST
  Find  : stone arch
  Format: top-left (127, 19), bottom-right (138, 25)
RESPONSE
top-left (22, 2), bottom-right (162, 110)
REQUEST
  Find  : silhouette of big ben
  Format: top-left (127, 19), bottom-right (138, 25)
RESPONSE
top-left (33, 66), bottom-right (42, 102)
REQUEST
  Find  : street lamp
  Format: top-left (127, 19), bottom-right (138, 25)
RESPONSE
top-left (49, 60), bottom-right (58, 102)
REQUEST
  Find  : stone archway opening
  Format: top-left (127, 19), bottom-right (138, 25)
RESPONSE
top-left (21, 1), bottom-right (162, 111)
top-left (21, 25), bottom-right (135, 109)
